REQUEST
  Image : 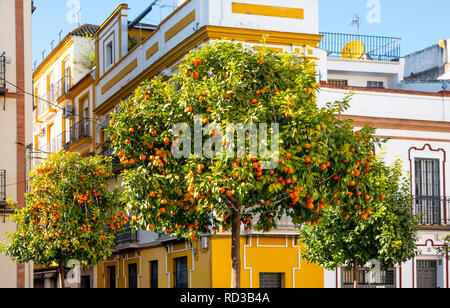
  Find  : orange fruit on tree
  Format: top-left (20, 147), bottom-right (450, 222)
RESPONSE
top-left (285, 153), bottom-right (292, 160)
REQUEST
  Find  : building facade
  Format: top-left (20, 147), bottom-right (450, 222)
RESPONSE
top-left (31, 0), bottom-right (450, 288)
top-left (0, 0), bottom-right (34, 288)
top-left (32, 24), bottom-right (99, 288)
top-left (317, 34), bottom-right (450, 289)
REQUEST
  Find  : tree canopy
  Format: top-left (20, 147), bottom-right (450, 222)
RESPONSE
top-left (108, 41), bottom-right (383, 238)
top-left (1, 151), bottom-right (126, 268)
top-left (301, 156), bottom-right (419, 286)
top-left (106, 41), bottom-right (403, 287)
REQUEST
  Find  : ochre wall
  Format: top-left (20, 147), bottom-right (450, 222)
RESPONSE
top-left (211, 235), bottom-right (324, 288)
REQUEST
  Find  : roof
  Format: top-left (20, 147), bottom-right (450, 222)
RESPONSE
top-left (69, 24), bottom-right (99, 37)
top-left (33, 24), bottom-right (99, 79)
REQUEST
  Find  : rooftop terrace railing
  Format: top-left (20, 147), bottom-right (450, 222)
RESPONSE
top-left (319, 32), bottom-right (401, 62)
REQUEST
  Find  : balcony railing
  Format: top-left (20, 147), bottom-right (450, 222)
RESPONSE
top-left (0, 53), bottom-right (6, 91)
top-left (114, 223), bottom-right (138, 247)
top-left (341, 267), bottom-right (396, 288)
top-left (101, 143), bottom-right (121, 170)
top-left (414, 197), bottom-right (450, 227)
top-left (33, 133), bottom-right (70, 168)
top-left (68, 118), bottom-right (91, 148)
top-left (0, 170), bottom-right (6, 203)
top-left (36, 76), bottom-right (72, 118)
top-left (319, 32), bottom-right (401, 62)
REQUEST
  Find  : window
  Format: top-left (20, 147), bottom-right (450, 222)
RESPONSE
top-left (48, 123), bottom-right (55, 153)
top-left (328, 79), bottom-right (348, 86)
top-left (47, 72), bottom-right (55, 102)
top-left (259, 273), bottom-right (284, 288)
top-left (367, 81), bottom-right (384, 88)
top-left (107, 266), bottom-right (116, 289)
top-left (174, 257), bottom-right (188, 288)
top-left (150, 261), bottom-right (158, 288)
top-left (128, 263), bottom-right (138, 289)
top-left (64, 59), bottom-right (72, 92)
top-left (106, 41), bottom-right (113, 68)
top-left (415, 158), bottom-right (441, 225)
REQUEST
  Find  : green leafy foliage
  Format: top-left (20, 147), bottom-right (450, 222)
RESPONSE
top-left (107, 40), bottom-right (389, 241)
top-left (0, 151), bottom-right (126, 267)
top-left (301, 156), bottom-right (420, 271)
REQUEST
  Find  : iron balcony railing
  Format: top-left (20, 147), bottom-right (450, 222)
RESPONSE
top-left (114, 223), bottom-right (138, 247)
top-left (68, 118), bottom-right (91, 148)
top-left (0, 53), bottom-right (6, 90)
top-left (414, 196), bottom-right (450, 227)
top-left (33, 132), bottom-right (70, 168)
top-left (341, 267), bottom-right (396, 289)
top-left (102, 143), bottom-right (121, 170)
top-left (36, 76), bottom-right (72, 118)
top-left (0, 170), bottom-right (6, 202)
top-left (319, 32), bottom-right (401, 62)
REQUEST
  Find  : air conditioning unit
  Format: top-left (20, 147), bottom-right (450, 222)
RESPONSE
top-left (38, 127), bottom-right (46, 137)
top-left (63, 105), bottom-right (74, 119)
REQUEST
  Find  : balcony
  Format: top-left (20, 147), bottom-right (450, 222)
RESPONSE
top-left (0, 53), bottom-right (6, 93)
top-left (101, 143), bottom-right (121, 170)
top-left (319, 32), bottom-right (401, 62)
top-left (36, 76), bottom-right (73, 118)
top-left (341, 266), bottom-right (396, 289)
top-left (67, 118), bottom-right (91, 150)
top-left (414, 197), bottom-right (450, 228)
top-left (0, 170), bottom-right (6, 203)
top-left (33, 133), bottom-right (70, 168)
top-left (113, 223), bottom-right (139, 248)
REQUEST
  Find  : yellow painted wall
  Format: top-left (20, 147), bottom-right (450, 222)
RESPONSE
top-left (211, 235), bottom-right (324, 288)
top-left (97, 235), bottom-right (323, 288)
top-left (97, 239), bottom-right (212, 288)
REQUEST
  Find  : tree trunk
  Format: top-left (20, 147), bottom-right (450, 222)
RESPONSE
top-left (353, 260), bottom-right (359, 289)
top-left (59, 262), bottom-right (65, 289)
top-left (230, 199), bottom-right (242, 289)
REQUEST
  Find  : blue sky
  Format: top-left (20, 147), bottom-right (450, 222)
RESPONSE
top-left (32, 0), bottom-right (450, 68)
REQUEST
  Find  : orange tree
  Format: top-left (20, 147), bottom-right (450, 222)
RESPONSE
top-left (301, 157), bottom-right (419, 288)
top-left (108, 41), bottom-right (389, 288)
top-left (0, 151), bottom-right (126, 288)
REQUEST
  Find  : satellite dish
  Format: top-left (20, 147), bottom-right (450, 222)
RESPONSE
top-left (341, 41), bottom-right (365, 60)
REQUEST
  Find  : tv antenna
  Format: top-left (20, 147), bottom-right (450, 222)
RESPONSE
top-left (350, 15), bottom-right (360, 37)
